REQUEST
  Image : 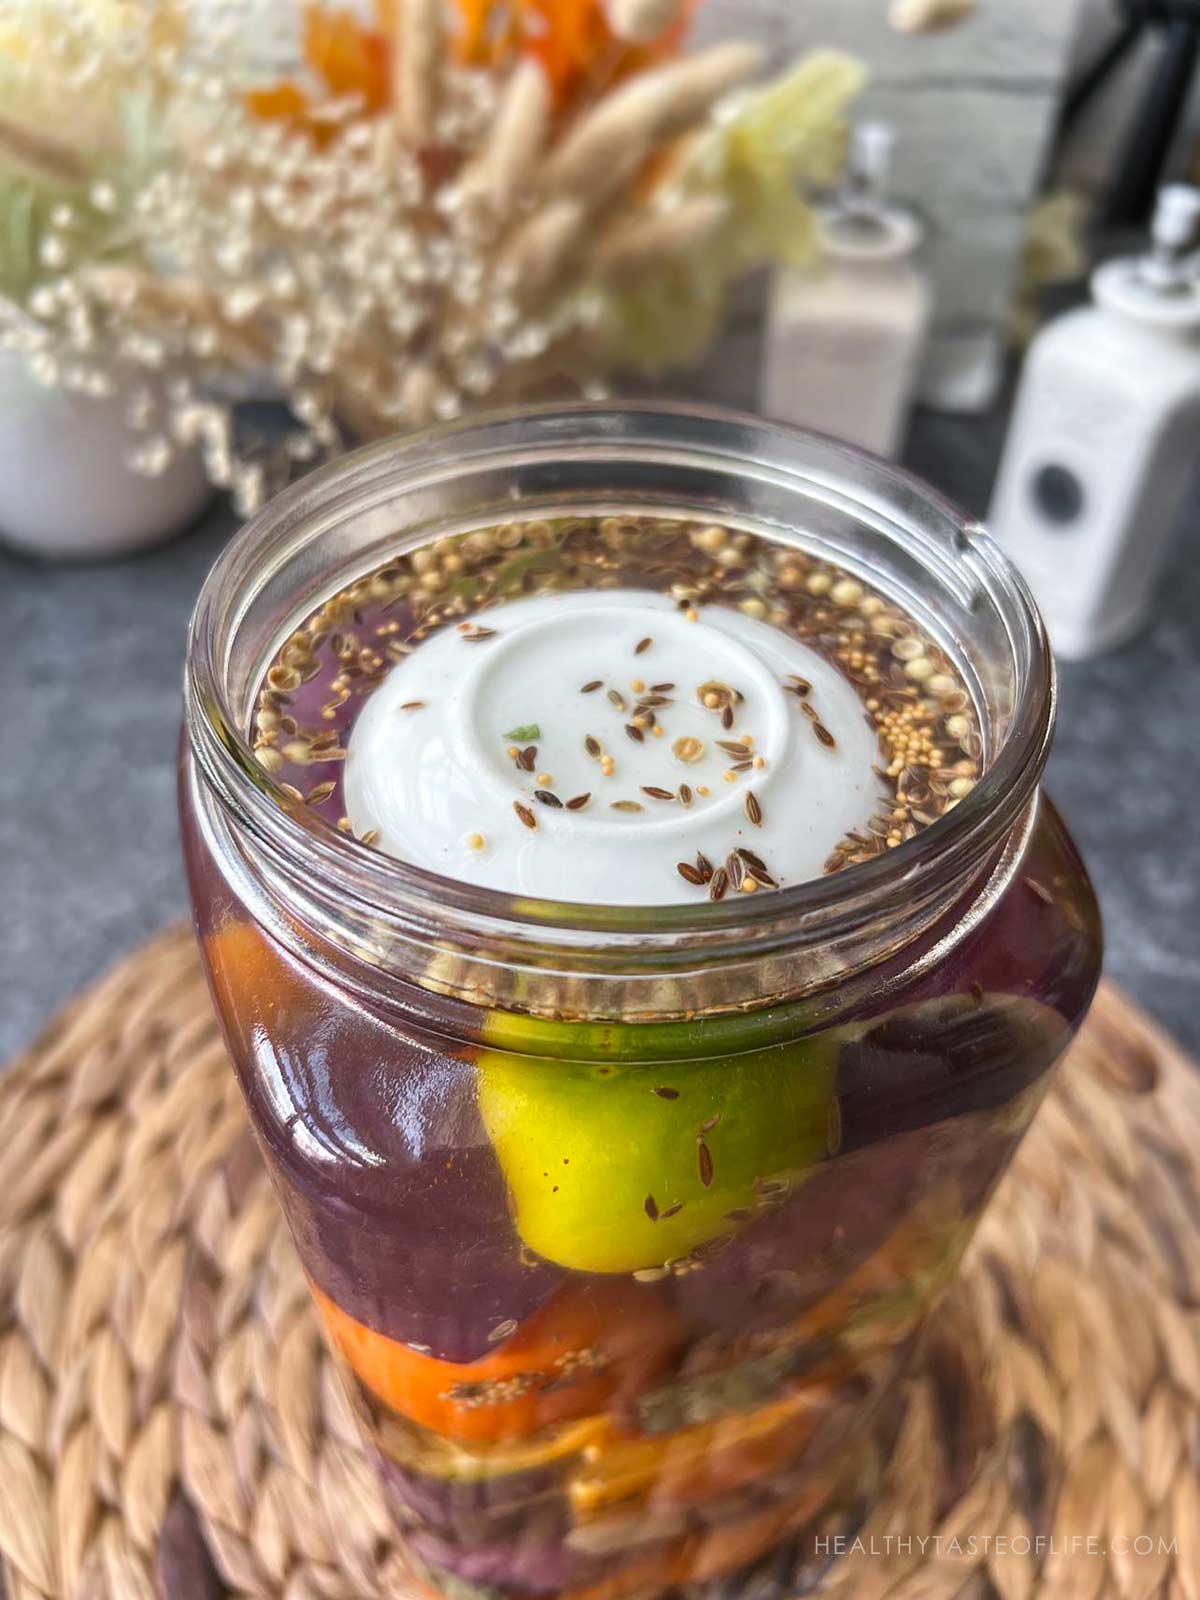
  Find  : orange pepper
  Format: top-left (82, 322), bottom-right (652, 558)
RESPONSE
top-left (315, 1277), bottom-right (687, 1444)
top-left (203, 916), bottom-right (315, 1029)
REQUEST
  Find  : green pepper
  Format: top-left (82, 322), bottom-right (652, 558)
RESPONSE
top-left (476, 1030), bottom-right (840, 1275)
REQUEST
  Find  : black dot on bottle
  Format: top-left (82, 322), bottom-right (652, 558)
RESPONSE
top-left (1029, 463), bottom-right (1085, 527)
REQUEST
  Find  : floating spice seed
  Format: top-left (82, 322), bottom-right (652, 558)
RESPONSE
top-left (721, 705), bottom-right (734, 730)
top-left (461, 627), bottom-right (498, 642)
top-left (726, 852), bottom-right (745, 890)
top-left (534, 791), bottom-right (563, 808)
top-left (814, 724), bottom-right (837, 749)
top-left (695, 852), bottom-right (714, 882)
top-left (584, 736), bottom-right (602, 760)
top-left (717, 741), bottom-right (751, 757)
top-left (514, 802), bottom-right (537, 831)
top-left (359, 829), bottom-right (380, 848)
top-left (518, 746), bottom-right (538, 772)
top-left (659, 1202), bottom-right (684, 1220)
top-left (672, 736), bottom-right (704, 764)
top-left (699, 1113), bottom-right (721, 1134)
top-left (745, 791), bottom-right (763, 827)
top-left (580, 680), bottom-right (603, 694)
top-left (677, 862), bottom-right (705, 886)
top-left (679, 784), bottom-right (693, 807)
top-left (654, 1086), bottom-right (679, 1100)
top-left (651, 683), bottom-right (675, 693)
top-left (801, 701), bottom-right (820, 723)
top-left (625, 724), bottom-right (645, 744)
top-left (635, 637), bottom-right (652, 655)
top-left (400, 700), bottom-right (426, 712)
top-left (709, 868), bottom-right (729, 902)
top-left (307, 781), bottom-right (336, 804)
top-left (607, 689), bottom-right (627, 711)
top-left (487, 1319), bottom-right (518, 1344)
top-left (565, 793), bottom-right (591, 810)
top-left (730, 761), bottom-right (753, 774)
top-left (644, 1194), bottom-right (659, 1222)
top-left (280, 783), bottom-right (304, 802)
top-left (642, 786), bottom-right (675, 801)
top-left (787, 676), bottom-right (811, 696)
top-left (611, 800), bottom-right (644, 813)
top-left (697, 1141), bottom-right (714, 1188)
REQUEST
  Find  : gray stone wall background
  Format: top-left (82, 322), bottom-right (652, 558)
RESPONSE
top-left (694, 0), bottom-right (1082, 411)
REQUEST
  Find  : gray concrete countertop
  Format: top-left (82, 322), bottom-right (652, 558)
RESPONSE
top-left (3, 406), bottom-right (1199, 1062)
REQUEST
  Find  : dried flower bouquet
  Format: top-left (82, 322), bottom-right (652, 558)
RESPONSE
top-left (0, 0), bottom-right (863, 512)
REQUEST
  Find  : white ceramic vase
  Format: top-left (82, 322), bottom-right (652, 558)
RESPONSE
top-left (0, 350), bottom-right (213, 561)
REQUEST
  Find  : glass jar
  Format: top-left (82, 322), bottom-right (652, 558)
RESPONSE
top-left (181, 404), bottom-right (1101, 1600)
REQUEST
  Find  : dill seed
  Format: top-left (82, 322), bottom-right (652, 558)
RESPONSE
top-left (651, 682), bottom-right (675, 693)
top-left (462, 627), bottom-right (497, 642)
top-left (644, 1194), bottom-right (659, 1222)
top-left (726, 852), bottom-right (745, 890)
top-left (565, 793), bottom-right (591, 810)
top-left (359, 829), bottom-right (380, 848)
top-left (721, 705), bottom-right (734, 730)
top-left (697, 1141), bottom-right (714, 1187)
top-left (745, 791), bottom-right (763, 827)
top-left (518, 746), bottom-right (538, 771)
top-left (635, 637), bottom-right (652, 655)
top-left (584, 736), bottom-right (602, 759)
top-left (677, 862), bottom-right (705, 886)
top-left (787, 676), bottom-right (811, 695)
top-left (654, 1086), bottom-right (680, 1100)
top-left (607, 689), bottom-right (627, 711)
top-left (487, 1319), bottom-right (518, 1344)
top-left (659, 1202), bottom-right (684, 1220)
top-left (814, 724), bottom-right (837, 749)
top-left (695, 852), bottom-right (714, 882)
top-left (699, 1113), bottom-right (721, 1134)
top-left (514, 802), bottom-right (537, 831)
top-left (717, 741), bottom-right (751, 757)
top-left (280, 783), bottom-right (304, 802)
top-left (581, 680), bottom-right (603, 693)
top-left (307, 782), bottom-right (336, 804)
top-left (611, 800), bottom-right (643, 813)
top-left (679, 784), bottom-right (693, 807)
top-left (400, 700), bottom-right (425, 712)
top-left (625, 724), bottom-right (645, 743)
top-left (642, 786), bottom-right (675, 801)
top-left (534, 790), bottom-right (563, 808)
top-left (709, 867), bottom-right (729, 902)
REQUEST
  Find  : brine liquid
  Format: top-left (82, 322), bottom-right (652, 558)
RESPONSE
top-left (250, 513), bottom-right (983, 900)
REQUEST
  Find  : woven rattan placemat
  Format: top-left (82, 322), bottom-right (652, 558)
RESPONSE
top-left (0, 929), bottom-right (1197, 1600)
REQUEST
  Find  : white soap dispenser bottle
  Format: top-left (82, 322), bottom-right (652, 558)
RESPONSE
top-left (989, 184), bottom-right (1200, 660)
top-left (761, 121), bottom-right (932, 460)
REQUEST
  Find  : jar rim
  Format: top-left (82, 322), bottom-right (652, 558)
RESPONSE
top-left (184, 400), bottom-right (1055, 961)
